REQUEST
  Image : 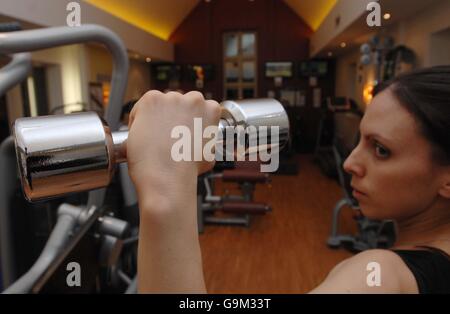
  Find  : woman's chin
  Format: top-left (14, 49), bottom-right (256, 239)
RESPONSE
top-left (359, 206), bottom-right (386, 221)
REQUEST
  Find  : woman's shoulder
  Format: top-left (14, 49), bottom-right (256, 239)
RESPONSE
top-left (331, 249), bottom-right (410, 276)
top-left (309, 249), bottom-right (418, 294)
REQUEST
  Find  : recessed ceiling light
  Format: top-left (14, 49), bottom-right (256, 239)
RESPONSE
top-left (146, 57), bottom-right (152, 63)
top-left (328, 51), bottom-right (333, 57)
top-left (340, 42), bottom-right (346, 48)
top-left (383, 13), bottom-right (391, 20)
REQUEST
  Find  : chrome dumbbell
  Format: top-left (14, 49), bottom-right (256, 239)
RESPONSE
top-left (13, 98), bottom-right (290, 202)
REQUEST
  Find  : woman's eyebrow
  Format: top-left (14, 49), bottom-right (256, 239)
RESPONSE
top-left (359, 122), bottom-right (395, 145)
top-left (363, 132), bottom-right (394, 145)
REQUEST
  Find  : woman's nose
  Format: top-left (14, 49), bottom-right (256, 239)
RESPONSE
top-left (343, 146), bottom-right (365, 178)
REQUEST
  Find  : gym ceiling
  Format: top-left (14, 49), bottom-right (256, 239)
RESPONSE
top-left (83, 0), bottom-right (337, 41)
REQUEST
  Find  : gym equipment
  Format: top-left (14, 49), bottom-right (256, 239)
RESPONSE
top-left (0, 22), bottom-right (22, 33)
top-left (382, 45), bottom-right (416, 81)
top-left (359, 35), bottom-right (395, 83)
top-left (313, 97), bottom-right (358, 179)
top-left (198, 168), bottom-right (271, 231)
top-left (0, 22), bottom-right (28, 291)
top-left (326, 110), bottom-right (396, 251)
top-left (3, 203), bottom-right (130, 293)
top-left (0, 24), bottom-right (129, 293)
top-left (359, 37), bottom-right (416, 85)
top-left (13, 98), bottom-right (289, 202)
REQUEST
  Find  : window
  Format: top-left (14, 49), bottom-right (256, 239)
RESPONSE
top-left (223, 32), bottom-right (257, 100)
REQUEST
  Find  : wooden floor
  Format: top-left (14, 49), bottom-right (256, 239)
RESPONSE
top-left (199, 155), bottom-right (357, 294)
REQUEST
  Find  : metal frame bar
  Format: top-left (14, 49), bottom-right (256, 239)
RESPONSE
top-left (0, 53), bottom-right (32, 97)
top-left (0, 137), bottom-right (18, 287)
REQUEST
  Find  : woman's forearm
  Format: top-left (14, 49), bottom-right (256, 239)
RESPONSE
top-left (126, 91), bottom-right (220, 293)
top-left (136, 168), bottom-right (206, 293)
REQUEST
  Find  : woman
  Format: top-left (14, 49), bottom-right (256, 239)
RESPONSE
top-left (126, 66), bottom-right (450, 293)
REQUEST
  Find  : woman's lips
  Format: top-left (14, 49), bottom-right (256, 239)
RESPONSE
top-left (351, 185), bottom-right (367, 198)
top-left (352, 190), bottom-right (366, 199)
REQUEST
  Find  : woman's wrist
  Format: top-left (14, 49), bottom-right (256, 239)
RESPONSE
top-left (134, 164), bottom-right (198, 221)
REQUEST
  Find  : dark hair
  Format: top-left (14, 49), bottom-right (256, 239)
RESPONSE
top-left (376, 66), bottom-right (450, 165)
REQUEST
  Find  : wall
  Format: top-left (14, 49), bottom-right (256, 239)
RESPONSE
top-left (335, 0), bottom-right (450, 110)
top-left (5, 43), bottom-right (151, 124)
top-left (125, 59), bottom-right (152, 102)
top-left (166, 0), bottom-right (315, 100)
top-left (310, 0), bottom-right (371, 56)
top-left (430, 28), bottom-right (450, 66)
top-left (31, 45), bottom-right (89, 113)
top-left (86, 45), bottom-right (152, 103)
top-left (0, 0), bottom-right (173, 61)
top-left (335, 47), bottom-right (377, 109)
top-left (386, 0), bottom-right (450, 67)
top-left (335, 47), bottom-right (360, 99)
top-left (6, 87), bottom-right (24, 127)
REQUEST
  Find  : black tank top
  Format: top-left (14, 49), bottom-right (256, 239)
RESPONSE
top-left (392, 246), bottom-right (450, 294)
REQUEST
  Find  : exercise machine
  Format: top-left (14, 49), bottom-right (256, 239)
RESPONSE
top-left (313, 97), bottom-right (361, 179)
top-left (0, 23), bottom-right (131, 293)
top-left (198, 167), bottom-right (271, 231)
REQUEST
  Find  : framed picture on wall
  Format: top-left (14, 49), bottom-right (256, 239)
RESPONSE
top-left (265, 62), bottom-right (294, 78)
top-left (152, 64), bottom-right (182, 82)
top-left (299, 61), bottom-right (328, 77)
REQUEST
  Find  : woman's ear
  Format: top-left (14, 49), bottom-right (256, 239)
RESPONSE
top-left (438, 169), bottom-right (450, 199)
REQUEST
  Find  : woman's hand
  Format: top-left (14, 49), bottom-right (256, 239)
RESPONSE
top-left (126, 90), bottom-right (220, 293)
top-left (127, 90), bottom-right (220, 195)
top-left (127, 90), bottom-right (220, 219)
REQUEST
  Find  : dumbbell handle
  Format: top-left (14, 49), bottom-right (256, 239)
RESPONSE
top-left (14, 98), bottom-right (289, 201)
top-left (109, 117), bottom-right (250, 164)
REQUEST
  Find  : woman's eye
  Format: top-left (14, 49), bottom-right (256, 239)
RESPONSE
top-left (374, 142), bottom-right (390, 158)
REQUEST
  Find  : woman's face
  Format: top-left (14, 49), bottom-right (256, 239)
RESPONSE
top-left (343, 88), bottom-right (443, 221)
